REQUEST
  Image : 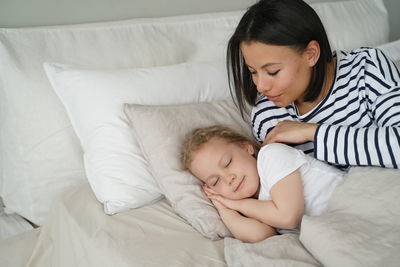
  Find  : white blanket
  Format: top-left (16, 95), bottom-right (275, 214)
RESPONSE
top-left (1, 167), bottom-right (399, 267)
top-left (224, 166), bottom-right (400, 267)
top-left (0, 184), bottom-right (226, 267)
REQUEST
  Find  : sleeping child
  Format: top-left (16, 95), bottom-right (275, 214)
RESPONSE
top-left (180, 125), bottom-right (344, 243)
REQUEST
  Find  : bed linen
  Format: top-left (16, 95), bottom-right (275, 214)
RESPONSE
top-left (0, 196), bottom-right (34, 241)
top-left (0, 183), bottom-right (226, 267)
top-left (225, 166), bottom-right (400, 267)
top-left (0, 0), bottom-right (399, 266)
top-left (0, 0), bottom-right (389, 227)
top-left (3, 165), bottom-right (398, 267)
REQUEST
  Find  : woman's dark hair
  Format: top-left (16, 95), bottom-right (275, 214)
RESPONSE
top-left (227, 0), bottom-right (332, 116)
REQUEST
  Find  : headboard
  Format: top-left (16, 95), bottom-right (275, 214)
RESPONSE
top-left (0, 0), bottom-right (399, 41)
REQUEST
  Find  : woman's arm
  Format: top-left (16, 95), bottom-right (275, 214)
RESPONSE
top-left (208, 169), bottom-right (304, 230)
top-left (262, 49), bottom-right (400, 169)
top-left (210, 199), bottom-right (276, 243)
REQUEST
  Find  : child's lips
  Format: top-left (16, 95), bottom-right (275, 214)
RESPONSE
top-left (234, 177), bottom-right (245, 192)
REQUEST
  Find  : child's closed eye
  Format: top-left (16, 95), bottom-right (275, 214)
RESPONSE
top-left (226, 159), bottom-right (232, 167)
top-left (212, 177), bottom-right (219, 186)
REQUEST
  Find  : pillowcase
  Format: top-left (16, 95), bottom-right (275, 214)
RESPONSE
top-left (311, 0), bottom-right (388, 51)
top-left (43, 61), bottom-right (231, 215)
top-left (123, 99), bottom-right (252, 239)
top-left (377, 39), bottom-right (400, 68)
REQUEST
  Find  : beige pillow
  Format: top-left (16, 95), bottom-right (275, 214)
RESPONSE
top-left (124, 99), bottom-right (252, 239)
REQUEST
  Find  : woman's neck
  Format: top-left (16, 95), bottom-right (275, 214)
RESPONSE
top-left (295, 57), bottom-right (337, 116)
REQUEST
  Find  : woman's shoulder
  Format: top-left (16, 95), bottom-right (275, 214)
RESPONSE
top-left (337, 46), bottom-right (390, 66)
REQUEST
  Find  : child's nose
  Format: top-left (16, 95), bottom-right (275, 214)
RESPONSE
top-left (228, 174), bottom-right (236, 185)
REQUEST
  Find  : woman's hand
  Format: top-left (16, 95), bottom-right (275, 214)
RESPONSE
top-left (264, 121), bottom-right (318, 146)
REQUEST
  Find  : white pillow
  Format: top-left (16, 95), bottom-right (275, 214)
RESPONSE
top-left (312, 0), bottom-right (389, 51)
top-left (43, 61), bottom-right (231, 214)
top-left (124, 99), bottom-right (253, 239)
top-left (377, 39), bottom-right (400, 68)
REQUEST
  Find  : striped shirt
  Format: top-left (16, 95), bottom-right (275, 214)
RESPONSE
top-left (251, 47), bottom-right (400, 169)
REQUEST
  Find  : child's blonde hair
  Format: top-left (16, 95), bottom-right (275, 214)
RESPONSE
top-left (180, 125), bottom-right (260, 170)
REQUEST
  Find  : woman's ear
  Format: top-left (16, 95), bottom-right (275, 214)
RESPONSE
top-left (304, 40), bottom-right (320, 67)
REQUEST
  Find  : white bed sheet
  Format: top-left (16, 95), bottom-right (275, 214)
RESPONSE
top-left (0, 183), bottom-right (226, 267)
top-left (0, 196), bottom-right (34, 241)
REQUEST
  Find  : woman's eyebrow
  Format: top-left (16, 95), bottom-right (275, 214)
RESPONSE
top-left (247, 62), bottom-right (281, 69)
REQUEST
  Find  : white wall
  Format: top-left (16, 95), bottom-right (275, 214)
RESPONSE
top-left (0, 0), bottom-right (399, 41)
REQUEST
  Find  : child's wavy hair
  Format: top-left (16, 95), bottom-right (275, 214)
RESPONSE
top-left (180, 125), bottom-right (260, 170)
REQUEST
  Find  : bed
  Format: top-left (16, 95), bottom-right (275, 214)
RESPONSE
top-left (0, 0), bottom-right (399, 266)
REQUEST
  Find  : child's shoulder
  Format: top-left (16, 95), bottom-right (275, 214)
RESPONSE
top-left (258, 143), bottom-right (305, 160)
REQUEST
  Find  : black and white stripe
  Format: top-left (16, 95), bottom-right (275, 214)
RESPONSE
top-left (251, 47), bottom-right (400, 169)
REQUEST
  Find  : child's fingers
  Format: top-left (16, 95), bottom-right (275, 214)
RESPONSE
top-left (210, 195), bottom-right (237, 210)
top-left (202, 185), bottom-right (212, 196)
top-left (203, 185), bottom-right (217, 196)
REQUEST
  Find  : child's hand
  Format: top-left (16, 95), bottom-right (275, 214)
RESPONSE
top-left (203, 185), bottom-right (228, 211)
top-left (203, 184), bottom-right (218, 197)
top-left (203, 184), bottom-right (240, 211)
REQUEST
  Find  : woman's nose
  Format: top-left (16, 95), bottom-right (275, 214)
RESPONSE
top-left (255, 76), bottom-right (271, 93)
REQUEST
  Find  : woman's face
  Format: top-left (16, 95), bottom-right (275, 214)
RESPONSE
top-left (189, 137), bottom-right (260, 200)
top-left (241, 41), bottom-right (314, 107)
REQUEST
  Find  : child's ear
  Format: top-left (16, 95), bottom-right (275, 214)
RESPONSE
top-left (240, 141), bottom-right (255, 155)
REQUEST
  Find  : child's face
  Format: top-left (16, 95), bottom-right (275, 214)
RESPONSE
top-left (190, 137), bottom-right (260, 200)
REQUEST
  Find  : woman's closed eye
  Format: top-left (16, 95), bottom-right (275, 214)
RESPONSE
top-left (267, 70), bottom-right (280, 76)
top-left (249, 69), bottom-right (280, 77)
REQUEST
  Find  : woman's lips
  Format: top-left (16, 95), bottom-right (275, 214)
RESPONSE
top-left (267, 95), bottom-right (280, 102)
top-left (235, 177), bottom-right (245, 192)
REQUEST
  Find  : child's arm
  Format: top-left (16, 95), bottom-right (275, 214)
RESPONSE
top-left (211, 198), bottom-right (276, 243)
top-left (208, 169), bottom-right (304, 229)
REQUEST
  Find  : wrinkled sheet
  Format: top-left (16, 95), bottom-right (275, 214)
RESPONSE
top-left (225, 167), bottom-right (400, 267)
top-left (0, 184), bottom-right (226, 267)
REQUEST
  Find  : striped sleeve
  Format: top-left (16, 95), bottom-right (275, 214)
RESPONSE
top-left (315, 123), bottom-right (400, 168)
top-left (315, 48), bottom-right (400, 169)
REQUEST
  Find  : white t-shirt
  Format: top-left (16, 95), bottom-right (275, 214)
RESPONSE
top-left (257, 143), bottom-right (344, 217)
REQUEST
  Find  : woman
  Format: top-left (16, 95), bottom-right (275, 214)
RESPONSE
top-left (227, 0), bottom-right (400, 169)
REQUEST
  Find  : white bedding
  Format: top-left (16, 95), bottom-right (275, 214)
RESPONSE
top-left (0, 197), bottom-right (34, 241)
top-left (0, 0), bottom-right (399, 266)
top-left (0, 184), bottom-right (226, 267)
top-left (2, 166), bottom-right (398, 267)
top-left (225, 166), bottom-right (400, 267)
